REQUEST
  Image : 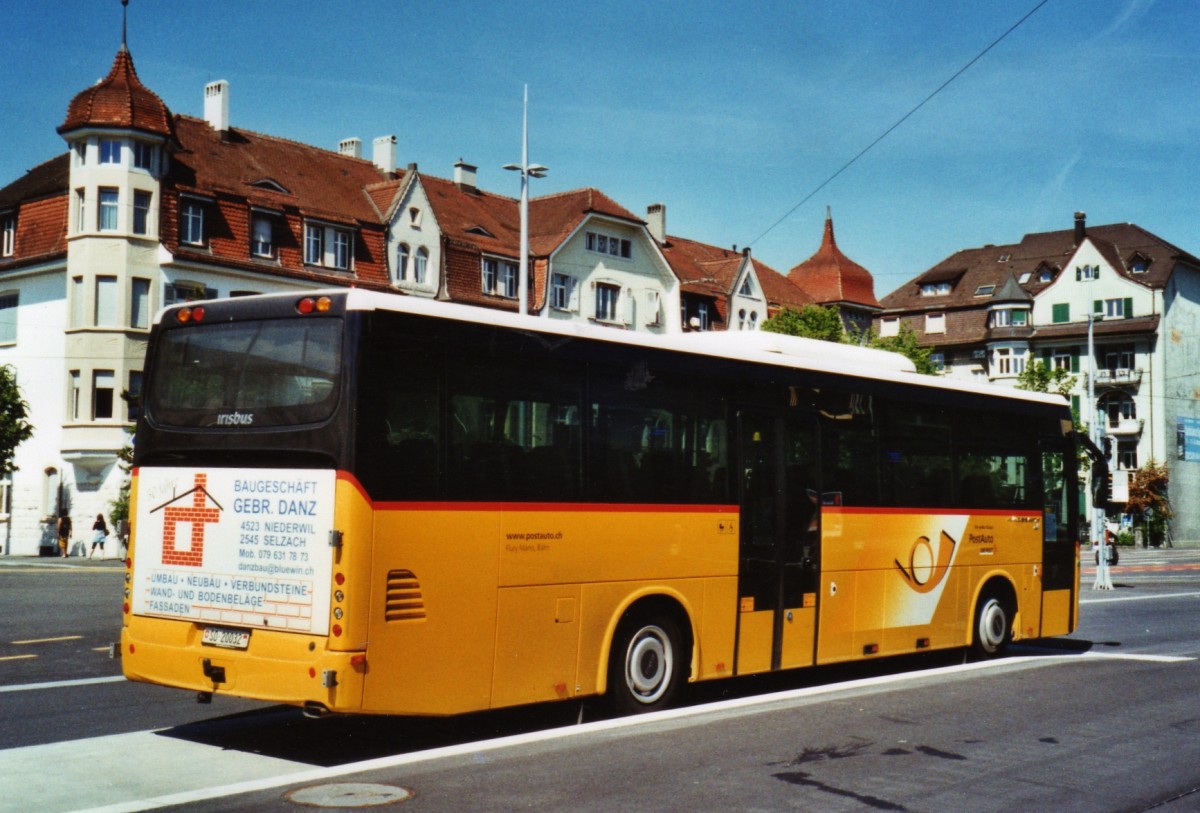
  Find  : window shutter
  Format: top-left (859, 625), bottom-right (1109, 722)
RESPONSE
top-left (1093, 299), bottom-right (1103, 316)
top-left (1075, 267), bottom-right (1082, 281)
top-left (567, 277), bottom-right (579, 312)
top-left (1071, 351), bottom-right (1079, 373)
top-left (1123, 297), bottom-right (1133, 318)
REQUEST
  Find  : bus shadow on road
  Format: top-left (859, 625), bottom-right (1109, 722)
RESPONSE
top-left (158, 645), bottom-right (1087, 767)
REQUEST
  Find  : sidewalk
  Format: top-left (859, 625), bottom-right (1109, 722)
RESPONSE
top-left (0, 553), bottom-right (126, 568)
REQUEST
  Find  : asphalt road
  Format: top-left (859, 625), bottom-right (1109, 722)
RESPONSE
top-left (2, 548), bottom-right (1198, 813)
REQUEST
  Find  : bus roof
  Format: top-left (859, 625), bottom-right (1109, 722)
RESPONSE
top-left (160, 288), bottom-right (1069, 412)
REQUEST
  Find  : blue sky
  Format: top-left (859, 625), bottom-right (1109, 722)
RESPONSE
top-left (2, 0), bottom-right (1192, 297)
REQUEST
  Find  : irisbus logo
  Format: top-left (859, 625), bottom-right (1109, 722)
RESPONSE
top-left (895, 530), bottom-right (957, 594)
top-left (216, 411), bottom-right (255, 426)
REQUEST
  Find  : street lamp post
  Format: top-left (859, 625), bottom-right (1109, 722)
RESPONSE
top-left (1089, 308), bottom-right (1113, 590)
top-left (503, 85), bottom-right (547, 317)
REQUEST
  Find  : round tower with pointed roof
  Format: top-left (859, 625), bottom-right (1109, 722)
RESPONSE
top-left (788, 209), bottom-right (880, 333)
top-left (57, 43), bottom-right (174, 487)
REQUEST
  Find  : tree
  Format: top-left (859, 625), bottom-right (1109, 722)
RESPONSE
top-left (762, 306), bottom-right (937, 375)
top-left (1016, 359), bottom-right (1076, 400)
top-left (0, 365), bottom-right (34, 476)
top-left (862, 324), bottom-right (938, 375)
top-left (761, 304), bottom-right (845, 343)
top-left (1127, 459), bottom-right (1170, 543)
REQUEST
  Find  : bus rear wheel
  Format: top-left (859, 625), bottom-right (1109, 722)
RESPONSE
top-left (608, 614), bottom-right (685, 715)
top-left (972, 592), bottom-right (1012, 658)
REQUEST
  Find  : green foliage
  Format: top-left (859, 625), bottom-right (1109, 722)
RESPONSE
top-left (0, 365), bottom-right (34, 474)
top-left (761, 304), bottom-right (846, 343)
top-left (862, 324), bottom-right (938, 375)
top-left (1016, 360), bottom-right (1075, 399)
top-left (762, 306), bottom-right (937, 375)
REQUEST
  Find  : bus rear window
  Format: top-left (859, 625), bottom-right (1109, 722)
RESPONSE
top-left (146, 318), bottom-right (342, 428)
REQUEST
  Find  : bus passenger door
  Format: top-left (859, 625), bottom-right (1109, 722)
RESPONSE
top-left (735, 410), bottom-right (820, 674)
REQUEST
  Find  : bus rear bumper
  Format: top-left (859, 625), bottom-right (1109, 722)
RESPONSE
top-left (120, 623), bottom-right (366, 713)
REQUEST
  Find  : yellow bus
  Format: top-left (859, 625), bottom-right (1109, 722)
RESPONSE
top-left (121, 290), bottom-right (1084, 716)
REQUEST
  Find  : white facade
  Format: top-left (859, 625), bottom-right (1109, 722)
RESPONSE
top-left (543, 215), bottom-right (680, 333)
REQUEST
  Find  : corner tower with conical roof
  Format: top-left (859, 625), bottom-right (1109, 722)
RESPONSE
top-left (787, 209), bottom-right (880, 334)
top-left (56, 43), bottom-right (175, 484)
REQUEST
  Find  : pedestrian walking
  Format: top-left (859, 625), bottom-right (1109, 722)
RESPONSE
top-left (90, 513), bottom-right (108, 558)
top-left (57, 513), bottom-right (72, 558)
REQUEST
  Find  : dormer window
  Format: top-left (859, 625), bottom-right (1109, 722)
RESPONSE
top-left (180, 199), bottom-right (206, 246)
top-left (1037, 266), bottom-right (1056, 283)
top-left (920, 281), bottom-right (951, 297)
top-left (1129, 254), bottom-right (1151, 274)
top-left (304, 222), bottom-right (353, 270)
top-left (482, 257), bottom-right (517, 298)
top-left (249, 178), bottom-right (289, 194)
top-left (1, 214), bottom-right (14, 257)
top-left (251, 215), bottom-right (274, 258)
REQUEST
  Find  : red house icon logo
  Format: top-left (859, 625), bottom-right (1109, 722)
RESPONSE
top-left (152, 473), bottom-right (224, 567)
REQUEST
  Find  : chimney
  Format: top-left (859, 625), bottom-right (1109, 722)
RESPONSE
top-left (454, 159), bottom-right (478, 192)
top-left (646, 203), bottom-right (666, 243)
top-left (338, 138), bottom-right (362, 159)
top-left (373, 135), bottom-right (397, 172)
top-left (1074, 211), bottom-right (1087, 245)
top-left (204, 80), bottom-right (230, 132)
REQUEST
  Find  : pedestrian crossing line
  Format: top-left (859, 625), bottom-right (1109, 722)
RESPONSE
top-left (0, 654), bottom-right (36, 662)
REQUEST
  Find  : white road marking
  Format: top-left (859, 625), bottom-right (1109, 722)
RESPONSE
top-left (6, 651), bottom-right (1190, 813)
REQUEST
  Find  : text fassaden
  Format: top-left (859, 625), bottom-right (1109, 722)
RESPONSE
top-left (132, 467), bottom-right (336, 634)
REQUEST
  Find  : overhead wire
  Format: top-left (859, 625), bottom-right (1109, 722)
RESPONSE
top-left (748, 0), bottom-right (1053, 249)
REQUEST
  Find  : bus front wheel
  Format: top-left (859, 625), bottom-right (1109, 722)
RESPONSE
top-left (972, 592), bottom-right (1013, 658)
top-left (608, 614), bottom-right (685, 715)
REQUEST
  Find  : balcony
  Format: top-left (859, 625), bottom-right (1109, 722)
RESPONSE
top-left (1093, 368), bottom-right (1142, 388)
top-left (1105, 417), bottom-right (1144, 436)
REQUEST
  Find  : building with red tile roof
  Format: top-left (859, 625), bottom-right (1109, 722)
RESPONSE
top-left (876, 212), bottom-right (1200, 541)
top-left (3, 43), bottom-right (845, 552)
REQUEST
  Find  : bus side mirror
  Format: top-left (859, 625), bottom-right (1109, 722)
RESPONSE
top-left (1090, 462), bottom-right (1110, 510)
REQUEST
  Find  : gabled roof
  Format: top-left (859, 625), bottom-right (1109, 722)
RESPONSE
top-left (660, 236), bottom-right (813, 311)
top-left (419, 174), bottom-right (519, 255)
top-left (788, 213), bottom-right (879, 308)
top-left (882, 221), bottom-right (1200, 313)
top-left (417, 178), bottom-right (643, 260)
top-left (528, 188), bottom-right (643, 256)
top-left (58, 47), bottom-right (174, 140)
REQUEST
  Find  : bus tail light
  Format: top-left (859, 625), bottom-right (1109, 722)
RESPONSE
top-left (296, 296), bottom-right (333, 315)
top-left (176, 306), bottom-right (206, 323)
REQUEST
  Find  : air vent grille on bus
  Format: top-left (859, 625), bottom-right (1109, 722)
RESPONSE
top-left (384, 570), bottom-right (426, 621)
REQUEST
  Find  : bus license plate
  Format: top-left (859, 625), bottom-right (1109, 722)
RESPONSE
top-left (202, 627), bottom-right (250, 650)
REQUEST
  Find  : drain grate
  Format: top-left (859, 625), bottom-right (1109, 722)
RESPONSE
top-left (286, 782), bottom-right (413, 808)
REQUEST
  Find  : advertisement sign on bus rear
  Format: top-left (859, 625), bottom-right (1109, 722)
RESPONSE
top-left (131, 467), bottom-right (336, 635)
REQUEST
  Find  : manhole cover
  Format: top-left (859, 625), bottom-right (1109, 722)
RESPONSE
top-left (286, 782), bottom-right (413, 808)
